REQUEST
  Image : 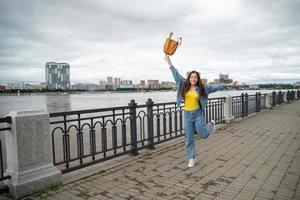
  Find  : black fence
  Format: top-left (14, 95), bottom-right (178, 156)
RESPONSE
top-left (205, 97), bottom-right (226, 124)
top-left (49, 97), bottom-right (226, 173)
top-left (232, 92), bottom-right (267, 118)
top-left (50, 91), bottom-right (299, 173)
top-left (0, 90), bottom-right (298, 178)
top-left (0, 116), bottom-right (11, 194)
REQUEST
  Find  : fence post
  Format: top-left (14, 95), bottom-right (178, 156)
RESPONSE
top-left (5, 110), bottom-right (62, 199)
top-left (255, 92), bottom-right (259, 112)
top-left (146, 98), bottom-right (155, 149)
top-left (284, 91), bottom-right (288, 103)
top-left (258, 92), bottom-right (261, 112)
top-left (278, 91), bottom-right (281, 104)
top-left (0, 117), bottom-right (10, 194)
top-left (272, 91), bottom-right (276, 107)
top-left (245, 93), bottom-right (248, 117)
top-left (129, 99), bottom-right (138, 156)
top-left (224, 95), bottom-right (234, 123)
top-left (241, 93), bottom-right (245, 118)
top-left (292, 91), bottom-right (295, 100)
top-left (265, 93), bottom-right (271, 109)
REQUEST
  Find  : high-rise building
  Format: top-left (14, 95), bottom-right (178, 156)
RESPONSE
top-left (219, 74), bottom-right (229, 80)
top-left (219, 73), bottom-right (233, 84)
top-left (114, 77), bottom-right (121, 87)
top-left (45, 62), bottom-right (70, 90)
top-left (106, 76), bottom-right (113, 85)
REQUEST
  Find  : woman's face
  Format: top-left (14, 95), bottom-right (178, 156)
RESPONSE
top-left (189, 72), bottom-right (198, 86)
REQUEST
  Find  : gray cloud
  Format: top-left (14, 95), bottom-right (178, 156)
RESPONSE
top-left (0, 0), bottom-right (299, 84)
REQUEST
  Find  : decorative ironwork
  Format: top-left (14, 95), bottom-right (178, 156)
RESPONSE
top-left (50, 98), bottom-right (226, 173)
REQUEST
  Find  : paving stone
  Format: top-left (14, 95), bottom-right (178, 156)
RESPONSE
top-left (12, 100), bottom-right (300, 200)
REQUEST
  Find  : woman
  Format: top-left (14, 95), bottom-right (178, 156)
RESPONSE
top-left (165, 55), bottom-right (235, 167)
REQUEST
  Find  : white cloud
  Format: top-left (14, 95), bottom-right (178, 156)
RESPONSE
top-left (0, 0), bottom-right (299, 84)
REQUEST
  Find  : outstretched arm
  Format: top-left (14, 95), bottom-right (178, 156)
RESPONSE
top-left (164, 55), bottom-right (185, 84)
top-left (205, 81), bottom-right (239, 94)
top-left (205, 84), bottom-right (224, 94)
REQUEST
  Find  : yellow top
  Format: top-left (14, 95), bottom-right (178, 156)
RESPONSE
top-left (184, 91), bottom-right (200, 111)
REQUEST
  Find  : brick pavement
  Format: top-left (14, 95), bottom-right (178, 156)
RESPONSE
top-left (14, 100), bottom-right (300, 199)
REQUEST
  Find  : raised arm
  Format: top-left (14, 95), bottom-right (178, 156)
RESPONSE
top-left (164, 55), bottom-right (185, 84)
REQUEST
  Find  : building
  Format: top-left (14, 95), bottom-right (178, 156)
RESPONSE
top-left (0, 85), bottom-right (6, 91)
top-left (219, 74), bottom-right (228, 80)
top-left (106, 76), bottom-right (113, 85)
top-left (137, 80), bottom-right (146, 89)
top-left (212, 73), bottom-right (233, 85)
top-left (294, 82), bottom-right (300, 89)
top-left (118, 80), bottom-right (133, 89)
top-left (114, 78), bottom-right (121, 87)
top-left (219, 73), bottom-right (233, 84)
top-left (148, 80), bottom-right (160, 89)
top-left (160, 81), bottom-right (175, 89)
top-left (121, 80), bottom-right (132, 85)
top-left (6, 82), bottom-right (24, 90)
top-left (72, 83), bottom-right (102, 91)
top-left (140, 80), bottom-right (145, 86)
top-left (45, 62), bottom-right (70, 90)
top-left (32, 82), bottom-right (47, 90)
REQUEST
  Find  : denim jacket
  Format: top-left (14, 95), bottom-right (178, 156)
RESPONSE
top-left (170, 66), bottom-right (225, 109)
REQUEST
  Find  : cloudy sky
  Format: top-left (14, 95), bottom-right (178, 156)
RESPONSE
top-left (0, 0), bottom-right (299, 85)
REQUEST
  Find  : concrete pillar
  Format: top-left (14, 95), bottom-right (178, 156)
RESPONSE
top-left (265, 93), bottom-right (271, 109)
top-left (283, 91), bottom-right (288, 103)
top-left (5, 110), bottom-right (62, 199)
top-left (224, 95), bottom-right (234, 123)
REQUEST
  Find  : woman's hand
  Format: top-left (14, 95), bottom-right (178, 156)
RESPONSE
top-left (164, 55), bottom-right (173, 68)
top-left (226, 81), bottom-right (238, 88)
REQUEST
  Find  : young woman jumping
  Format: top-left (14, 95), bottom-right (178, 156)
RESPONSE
top-left (165, 55), bottom-right (235, 167)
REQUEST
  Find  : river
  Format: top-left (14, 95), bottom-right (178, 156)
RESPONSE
top-left (0, 89), bottom-right (291, 117)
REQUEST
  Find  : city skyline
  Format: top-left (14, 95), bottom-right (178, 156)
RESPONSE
top-left (0, 0), bottom-right (299, 85)
top-left (0, 70), bottom-right (234, 86)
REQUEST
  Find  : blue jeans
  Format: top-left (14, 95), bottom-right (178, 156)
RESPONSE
top-left (184, 108), bottom-right (214, 159)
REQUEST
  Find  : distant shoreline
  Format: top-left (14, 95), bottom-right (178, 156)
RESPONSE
top-left (0, 89), bottom-right (176, 96)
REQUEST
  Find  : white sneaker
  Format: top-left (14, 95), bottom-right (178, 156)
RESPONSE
top-left (188, 158), bottom-right (195, 168)
top-left (211, 120), bottom-right (216, 134)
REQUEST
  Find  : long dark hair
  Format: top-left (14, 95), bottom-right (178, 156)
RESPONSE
top-left (181, 70), bottom-right (205, 99)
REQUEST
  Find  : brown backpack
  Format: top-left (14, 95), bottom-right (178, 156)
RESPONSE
top-left (163, 32), bottom-right (182, 56)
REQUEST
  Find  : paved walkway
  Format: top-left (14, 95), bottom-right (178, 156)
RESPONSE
top-left (17, 101), bottom-right (300, 199)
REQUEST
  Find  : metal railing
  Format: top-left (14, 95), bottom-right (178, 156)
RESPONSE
top-left (0, 116), bottom-right (11, 194)
top-left (1, 90), bottom-right (298, 177)
top-left (205, 97), bottom-right (226, 124)
top-left (49, 97), bottom-right (226, 173)
top-left (232, 93), bottom-right (252, 118)
top-left (231, 91), bottom-right (293, 118)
